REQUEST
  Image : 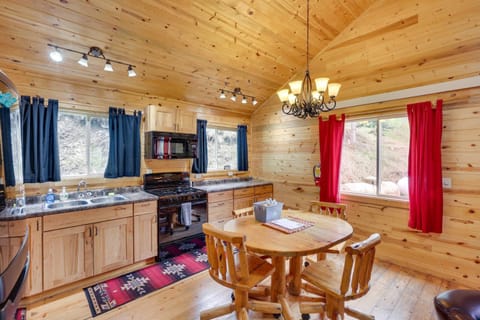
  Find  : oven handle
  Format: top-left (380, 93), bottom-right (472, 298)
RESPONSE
top-left (158, 199), bottom-right (207, 210)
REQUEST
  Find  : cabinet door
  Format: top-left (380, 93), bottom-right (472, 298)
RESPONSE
top-left (208, 200), bottom-right (234, 228)
top-left (94, 217), bottom-right (133, 275)
top-left (43, 225), bottom-right (93, 290)
top-left (176, 109), bottom-right (197, 134)
top-left (254, 193), bottom-right (273, 203)
top-left (134, 213), bottom-right (158, 262)
top-left (25, 218), bottom-right (43, 296)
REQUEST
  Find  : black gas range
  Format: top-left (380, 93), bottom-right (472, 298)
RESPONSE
top-left (143, 172), bottom-right (207, 253)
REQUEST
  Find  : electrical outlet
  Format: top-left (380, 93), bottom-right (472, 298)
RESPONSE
top-left (146, 169), bottom-right (152, 174)
top-left (442, 177), bottom-right (452, 189)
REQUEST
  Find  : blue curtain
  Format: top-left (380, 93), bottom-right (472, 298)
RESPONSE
top-left (0, 108), bottom-right (15, 186)
top-left (104, 107), bottom-right (142, 178)
top-left (192, 119), bottom-right (208, 173)
top-left (20, 96), bottom-right (61, 183)
top-left (237, 125), bottom-right (248, 171)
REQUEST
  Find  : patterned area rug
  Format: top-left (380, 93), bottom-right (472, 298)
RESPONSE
top-left (84, 243), bottom-right (208, 317)
top-left (158, 233), bottom-right (205, 260)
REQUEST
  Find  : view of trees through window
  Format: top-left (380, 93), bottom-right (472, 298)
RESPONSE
top-left (207, 127), bottom-right (237, 171)
top-left (58, 113), bottom-right (109, 177)
top-left (340, 117), bottom-right (409, 198)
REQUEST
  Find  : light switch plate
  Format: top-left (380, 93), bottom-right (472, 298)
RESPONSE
top-left (442, 177), bottom-right (452, 189)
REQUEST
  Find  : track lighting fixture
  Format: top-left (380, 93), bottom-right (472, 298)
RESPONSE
top-left (47, 44), bottom-right (137, 77)
top-left (218, 87), bottom-right (258, 106)
top-left (104, 60), bottom-right (113, 72)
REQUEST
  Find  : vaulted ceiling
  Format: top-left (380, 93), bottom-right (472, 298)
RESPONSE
top-left (0, 0), bottom-right (376, 115)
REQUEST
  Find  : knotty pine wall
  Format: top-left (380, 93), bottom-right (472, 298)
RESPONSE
top-left (7, 73), bottom-right (251, 196)
top-left (251, 0), bottom-right (480, 289)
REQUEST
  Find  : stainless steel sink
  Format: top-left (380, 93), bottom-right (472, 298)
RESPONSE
top-left (89, 195), bottom-right (128, 204)
top-left (46, 199), bottom-right (89, 209)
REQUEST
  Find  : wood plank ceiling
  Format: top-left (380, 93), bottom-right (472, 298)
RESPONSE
top-left (0, 0), bottom-right (376, 115)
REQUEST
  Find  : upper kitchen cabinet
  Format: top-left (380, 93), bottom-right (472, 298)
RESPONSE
top-left (144, 105), bottom-right (197, 134)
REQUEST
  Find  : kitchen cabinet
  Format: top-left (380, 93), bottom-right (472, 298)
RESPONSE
top-left (207, 190), bottom-right (233, 228)
top-left (0, 218), bottom-right (42, 296)
top-left (254, 184), bottom-right (274, 202)
top-left (43, 204), bottom-right (133, 290)
top-left (233, 187), bottom-right (254, 210)
top-left (145, 105), bottom-right (197, 134)
top-left (133, 201), bottom-right (158, 262)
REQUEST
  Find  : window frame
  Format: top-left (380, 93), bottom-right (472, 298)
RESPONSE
top-left (206, 125), bottom-right (238, 172)
top-left (57, 110), bottom-right (109, 180)
top-left (340, 114), bottom-right (410, 201)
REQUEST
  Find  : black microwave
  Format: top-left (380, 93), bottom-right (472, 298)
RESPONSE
top-left (145, 131), bottom-right (197, 159)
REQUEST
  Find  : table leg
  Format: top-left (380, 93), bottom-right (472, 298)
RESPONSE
top-left (270, 256), bottom-right (286, 302)
top-left (287, 256), bottom-right (303, 296)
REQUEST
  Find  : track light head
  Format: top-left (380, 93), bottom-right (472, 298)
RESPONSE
top-left (78, 54), bottom-right (88, 67)
top-left (104, 60), bottom-right (114, 72)
top-left (219, 90), bottom-right (226, 99)
top-left (241, 96), bottom-right (247, 104)
top-left (127, 65), bottom-right (136, 77)
top-left (49, 47), bottom-right (63, 62)
top-left (252, 98), bottom-right (258, 106)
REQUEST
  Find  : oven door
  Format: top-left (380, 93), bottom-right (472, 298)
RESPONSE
top-left (157, 200), bottom-right (207, 246)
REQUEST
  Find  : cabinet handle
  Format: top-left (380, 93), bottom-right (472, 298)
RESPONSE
top-left (114, 207), bottom-right (127, 211)
top-left (95, 226), bottom-right (98, 236)
top-left (217, 203), bottom-right (224, 206)
top-left (88, 226), bottom-right (92, 237)
top-left (36, 220), bottom-right (40, 231)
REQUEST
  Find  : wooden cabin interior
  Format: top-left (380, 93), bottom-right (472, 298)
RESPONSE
top-left (0, 0), bottom-right (479, 319)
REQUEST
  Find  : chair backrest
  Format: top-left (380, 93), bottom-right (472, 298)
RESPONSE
top-left (0, 227), bottom-right (30, 320)
top-left (309, 201), bottom-right (347, 220)
top-left (232, 207), bottom-right (254, 219)
top-left (340, 233), bottom-right (381, 300)
top-left (202, 223), bottom-right (250, 290)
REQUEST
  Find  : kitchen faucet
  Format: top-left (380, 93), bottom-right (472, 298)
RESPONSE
top-left (77, 180), bottom-right (87, 192)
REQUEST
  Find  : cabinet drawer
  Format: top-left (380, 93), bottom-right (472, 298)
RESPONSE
top-left (208, 190), bottom-right (233, 203)
top-left (255, 184), bottom-right (273, 195)
top-left (254, 193), bottom-right (273, 203)
top-left (133, 201), bottom-right (157, 216)
top-left (208, 200), bottom-right (233, 222)
top-left (234, 187), bottom-right (254, 198)
top-left (233, 197), bottom-right (254, 210)
top-left (44, 204), bottom-right (133, 231)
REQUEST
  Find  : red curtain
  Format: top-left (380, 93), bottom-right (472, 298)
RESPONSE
top-left (319, 114), bottom-right (345, 203)
top-left (407, 99), bottom-right (443, 233)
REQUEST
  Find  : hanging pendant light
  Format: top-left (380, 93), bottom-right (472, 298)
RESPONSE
top-left (276, 0), bottom-right (341, 119)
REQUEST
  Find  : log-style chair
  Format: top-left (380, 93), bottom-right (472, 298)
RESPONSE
top-left (306, 201), bottom-right (347, 264)
top-left (232, 207), bottom-right (254, 219)
top-left (0, 227), bottom-right (30, 320)
top-left (299, 233), bottom-right (381, 320)
top-left (200, 223), bottom-right (284, 320)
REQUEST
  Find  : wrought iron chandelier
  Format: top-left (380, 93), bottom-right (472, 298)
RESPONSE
top-left (276, 0), bottom-right (341, 119)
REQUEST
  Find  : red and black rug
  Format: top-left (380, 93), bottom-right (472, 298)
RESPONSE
top-left (84, 237), bottom-right (208, 317)
top-left (158, 234), bottom-right (205, 260)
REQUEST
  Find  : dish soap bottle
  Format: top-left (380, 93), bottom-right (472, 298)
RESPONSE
top-left (59, 186), bottom-right (69, 201)
top-left (45, 188), bottom-right (55, 205)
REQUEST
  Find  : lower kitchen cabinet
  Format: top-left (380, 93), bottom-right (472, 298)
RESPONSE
top-left (93, 217), bottom-right (133, 275)
top-left (208, 190), bottom-right (233, 228)
top-left (233, 187), bottom-right (254, 210)
top-left (0, 218), bottom-right (42, 296)
top-left (43, 224), bottom-right (93, 290)
top-left (43, 204), bottom-right (133, 290)
top-left (133, 200), bottom-right (158, 262)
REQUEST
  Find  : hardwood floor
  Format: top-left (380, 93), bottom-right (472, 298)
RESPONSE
top-left (26, 259), bottom-right (454, 320)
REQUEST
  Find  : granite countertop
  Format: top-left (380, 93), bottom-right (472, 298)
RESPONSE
top-left (0, 190), bottom-right (158, 221)
top-left (194, 179), bottom-right (272, 193)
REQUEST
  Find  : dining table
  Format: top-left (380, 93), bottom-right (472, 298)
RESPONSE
top-left (223, 209), bottom-right (353, 302)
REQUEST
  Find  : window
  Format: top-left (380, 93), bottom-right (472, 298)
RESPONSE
top-left (207, 127), bottom-right (237, 171)
top-left (340, 116), bottom-right (409, 198)
top-left (58, 112), bottom-right (109, 177)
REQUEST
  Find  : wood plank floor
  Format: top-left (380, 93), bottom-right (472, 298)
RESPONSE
top-left (26, 259), bottom-right (455, 320)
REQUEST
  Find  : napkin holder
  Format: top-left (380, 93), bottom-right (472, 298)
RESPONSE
top-left (254, 200), bottom-right (283, 222)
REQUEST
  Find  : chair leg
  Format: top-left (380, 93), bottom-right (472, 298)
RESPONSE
top-left (299, 301), bottom-right (325, 320)
top-left (199, 303), bottom-right (235, 320)
top-left (279, 295), bottom-right (294, 320)
top-left (345, 306), bottom-right (375, 320)
top-left (238, 308), bottom-right (249, 320)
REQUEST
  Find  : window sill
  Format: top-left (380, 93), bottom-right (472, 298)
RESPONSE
top-left (340, 192), bottom-right (409, 209)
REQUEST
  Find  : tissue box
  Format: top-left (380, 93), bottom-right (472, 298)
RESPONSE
top-left (254, 201), bottom-right (283, 222)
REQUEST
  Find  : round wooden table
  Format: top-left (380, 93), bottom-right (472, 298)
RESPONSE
top-left (223, 209), bottom-right (353, 301)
